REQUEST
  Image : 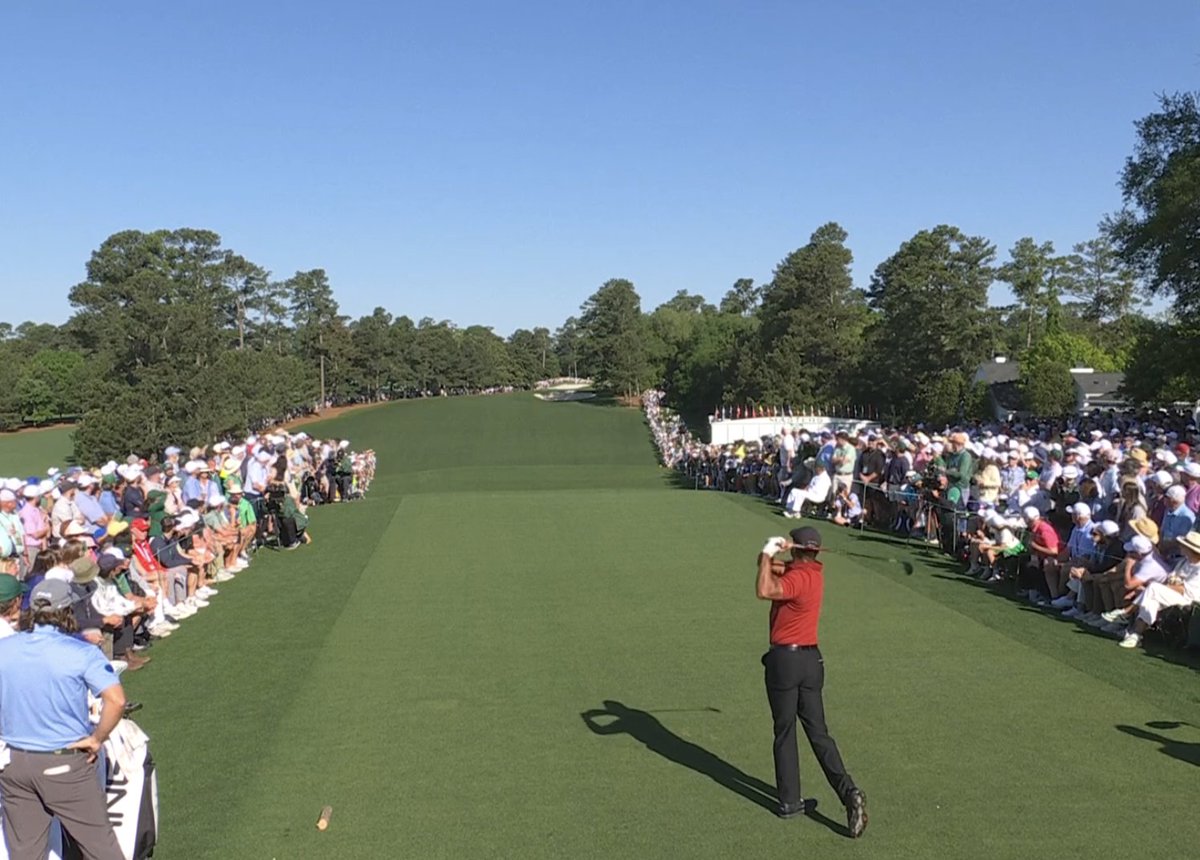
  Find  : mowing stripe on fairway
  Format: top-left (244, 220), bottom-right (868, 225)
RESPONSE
top-left (117, 395), bottom-right (1200, 859)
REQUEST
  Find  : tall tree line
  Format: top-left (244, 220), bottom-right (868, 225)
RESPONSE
top-left (2, 92), bottom-right (1196, 454)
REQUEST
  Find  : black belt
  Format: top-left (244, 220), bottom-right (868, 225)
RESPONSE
top-left (770, 643), bottom-right (818, 651)
top-left (6, 746), bottom-right (85, 755)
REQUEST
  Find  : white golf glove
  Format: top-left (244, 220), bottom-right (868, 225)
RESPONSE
top-left (761, 536), bottom-right (787, 556)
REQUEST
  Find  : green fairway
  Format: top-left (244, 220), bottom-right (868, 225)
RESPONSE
top-left (0, 426), bottom-right (73, 477)
top-left (124, 394), bottom-right (1200, 859)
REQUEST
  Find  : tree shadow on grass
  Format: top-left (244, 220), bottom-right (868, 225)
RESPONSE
top-left (1116, 722), bottom-right (1200, 767)
top-left (580, 699), bottom-right (848, 836)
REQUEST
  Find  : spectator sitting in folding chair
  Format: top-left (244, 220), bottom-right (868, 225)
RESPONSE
top-left (1118, 529), bottom-right (1200, 649)
top-left (784, 462), bottom-right (831, 520)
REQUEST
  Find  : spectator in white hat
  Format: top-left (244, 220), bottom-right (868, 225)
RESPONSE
top-left (1021, 506), bottom-right (1059, 607)
top-left (1158, 484), bottom-right (1195, 562)
top-left (1064, 520), bottom-right (1124, 622)
top-left (1119, 530), bottom-right (1200, 649)
top-left (182, 463), bottom-right (222, 508)
top-left (18, 483), bottom-right (50, 569)
top-left (200, 495), bottom-right (239, 581)
top-left (1099, 535), bottom-right (1170, 634)
top-left (244, 449), bottom-right (272, 504)
top-left (73, 474), bottom-right (109, 533)
top-left (1050, 502), bottom-right (1096, 609)
top-left (120, 468), bottom-right (146, 518)
top-left (0, 489), bottom-right (23, 575)
top-left (1181, 461), bottom-right (1200, 514)
top-left (163, 473), bottom-right (186, 516)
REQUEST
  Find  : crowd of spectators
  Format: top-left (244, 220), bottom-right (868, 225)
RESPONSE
top-left (0, 429), bottom-right (376, 671)
top-left (645, 391), bottom-right (1200, 653)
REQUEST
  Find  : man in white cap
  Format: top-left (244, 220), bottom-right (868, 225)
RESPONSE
top-left (18, 483), bottom-right (49, 570)
top-left (1159, 484), bottom-right (1196, 562)
top-left (1100, 535), bottom-right (1170, 633)
top-left (1064, 519), bottom-right (1125, 622)
top-left (1181, 461), bottom-right (1200, 514)
top-left (73, 474), bottom-right (110, 533)
top-left (1050, 502), bottom-right (1096, 609)
top-left (0, 488), bottom-right (25, 575)
top-left (244, 449), bottom-right (272, 511)
top-left (1119, 530), bottom-right (1200, 648)
top-left (1022, 506), bottom-right (1060, 607)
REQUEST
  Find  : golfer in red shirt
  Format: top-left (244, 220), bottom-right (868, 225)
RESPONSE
top-left (757, 525), bottom-right (867, 836)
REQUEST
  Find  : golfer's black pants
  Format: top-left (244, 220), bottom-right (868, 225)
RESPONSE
top-left (763, 646), bottom-right (856, 807)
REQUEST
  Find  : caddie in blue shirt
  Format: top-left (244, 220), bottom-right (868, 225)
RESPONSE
top-left (0, 579), bottom-right (126, 859)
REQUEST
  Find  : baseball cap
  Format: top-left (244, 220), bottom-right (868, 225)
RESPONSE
top-left (0, 489), bottom-right (15, 503)
top-left (1124, 534), bottom-right (1153, 555)
top-left (0, 574), bottom-right (27, 602)
top-left (29, 579), bottom-right (78, 610)
top-left (1022, 506), bottom-right (1041, 522)
top-left (97, 554), bottom-right (126, 574)
top-left (130, 518), bottom-right (150, 531)
top-left (788, 526), bottom-right (823, 551)
top-left (1070, 502), bottom-right (1091, 517)
top-left (1092, 520), bottom-right (1120, 537)
top-left (1167, 485), bottom-right (1186, 501)
top-left (1024, 469), bottom-right (1039, 480)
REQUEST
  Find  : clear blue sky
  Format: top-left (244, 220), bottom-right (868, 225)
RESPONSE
top-left (2, 1), bottom-right (1197, 334)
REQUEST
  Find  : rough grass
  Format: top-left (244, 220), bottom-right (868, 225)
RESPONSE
top-left (0, 426), bottom-right (74, 477)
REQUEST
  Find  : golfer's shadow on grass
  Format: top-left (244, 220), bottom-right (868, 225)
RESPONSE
top-left (580, 700), bottom-right (846, 835)
top-left (1116, 722), bottom-right (1200, 767)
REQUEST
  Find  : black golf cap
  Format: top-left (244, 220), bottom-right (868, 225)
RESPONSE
top-left (788, 526), bottom-right (823, 551)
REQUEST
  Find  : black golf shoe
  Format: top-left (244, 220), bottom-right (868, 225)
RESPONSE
top-left (776, 798), bottom-right (818, 819)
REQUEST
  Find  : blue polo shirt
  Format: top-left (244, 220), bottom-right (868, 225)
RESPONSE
top-left (0, 626), bottom-right (118, 751)
top-left (1161, 505), bottom-right (1196, 549)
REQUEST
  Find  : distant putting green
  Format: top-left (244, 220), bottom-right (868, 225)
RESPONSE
top-left (0, 425), bottom-right (74, 477)
top-left (119, 394), bottom-right (1199, 858)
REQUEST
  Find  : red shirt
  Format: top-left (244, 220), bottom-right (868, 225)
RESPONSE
top-left (1028, 519), bottom-right (1060, 557)
top-left (769, 559), bottom-right (824, 646)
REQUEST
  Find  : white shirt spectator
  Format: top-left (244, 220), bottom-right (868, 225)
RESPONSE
top-left (91, 578), bottom-right (137, 617)
top-left (43, 564), bottom-right (74, 583)
top-left (50, 494), bottom-right (79, 537)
